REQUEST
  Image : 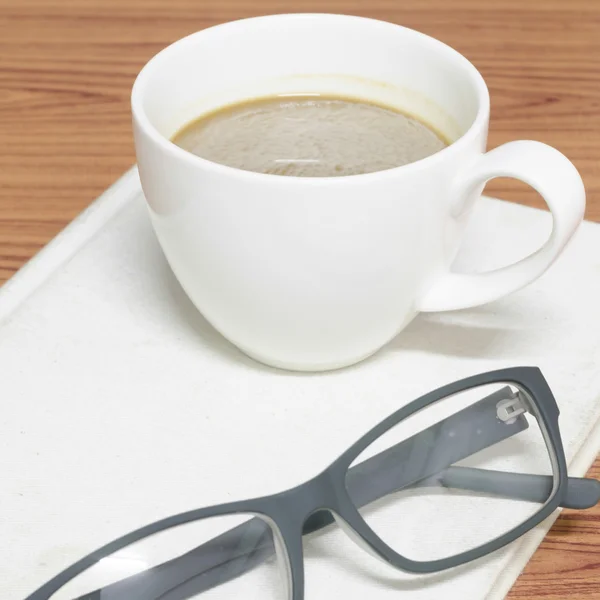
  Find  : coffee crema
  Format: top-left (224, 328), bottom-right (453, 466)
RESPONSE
top-left (171, 94), bottom-right (448, 177)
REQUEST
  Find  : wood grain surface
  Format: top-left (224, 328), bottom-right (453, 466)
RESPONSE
top-left (1, 1), bottom-right (599, 598)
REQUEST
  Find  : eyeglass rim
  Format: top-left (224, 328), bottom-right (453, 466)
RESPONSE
top-left (328, 365), bottom-right (566, 572)
top-left (24, 366), bottom-right (568, 600)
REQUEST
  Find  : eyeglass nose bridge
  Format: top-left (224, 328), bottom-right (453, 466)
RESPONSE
top-left (271, 474), bottom-right (396, 600)
top-left (268, 472), bottom-right (374, 600)
top-left (265, 468), bottom-right (357, 545)
top-left (276, 469), bottom-right (346, 529)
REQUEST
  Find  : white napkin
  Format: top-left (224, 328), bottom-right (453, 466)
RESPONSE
top-left (1, 169), bottom-right (600, 600)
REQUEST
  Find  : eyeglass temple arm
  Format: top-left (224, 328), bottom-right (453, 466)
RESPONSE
top-left (342, 386), bottom-right (600, 513)
top-left (437, 467), bottom-right (600, 510)
top-left (76, 389), bottom-right (600, 600)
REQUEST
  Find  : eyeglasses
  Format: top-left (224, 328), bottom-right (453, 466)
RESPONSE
top-left (26, 367), bottom-right (600, 600)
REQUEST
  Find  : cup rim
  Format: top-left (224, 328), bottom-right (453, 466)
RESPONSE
top-left (131, 13), bottom-right (490, 185)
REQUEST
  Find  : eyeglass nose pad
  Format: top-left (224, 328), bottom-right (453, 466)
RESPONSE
top-left (332, 511), bottom-right (391, 567)
top-left (271, 523), bottom-right (294, 600)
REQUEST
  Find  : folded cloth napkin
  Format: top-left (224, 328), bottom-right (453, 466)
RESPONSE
top-left (1, 169), bottom-right (600, 599)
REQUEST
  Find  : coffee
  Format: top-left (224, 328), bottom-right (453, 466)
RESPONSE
top-left (171, 95), bottom-right (448, 177)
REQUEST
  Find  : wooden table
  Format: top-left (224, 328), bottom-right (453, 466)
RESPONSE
top-left (1, 1), bottom-right (598, 598)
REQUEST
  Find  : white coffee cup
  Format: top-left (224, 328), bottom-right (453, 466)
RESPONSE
top-left (132, 14), bottom-right (585, 372)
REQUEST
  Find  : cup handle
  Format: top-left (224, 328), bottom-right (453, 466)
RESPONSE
top-left (417, 140), bottom-right (586, 312)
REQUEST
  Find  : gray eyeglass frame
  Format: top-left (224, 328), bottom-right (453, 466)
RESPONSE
top-left (24, 366), bottom-right (600, 600)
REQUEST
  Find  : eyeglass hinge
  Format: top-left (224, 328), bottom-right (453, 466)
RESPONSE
top-left (496, 394), bottom-right (528, 424)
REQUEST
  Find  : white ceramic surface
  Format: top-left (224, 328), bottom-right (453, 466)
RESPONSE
top-left (131, 14), bottom-right (585, 371)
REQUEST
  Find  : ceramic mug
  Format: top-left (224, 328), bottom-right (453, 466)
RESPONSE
top-left (132, 14), bottom-right (585, 372)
